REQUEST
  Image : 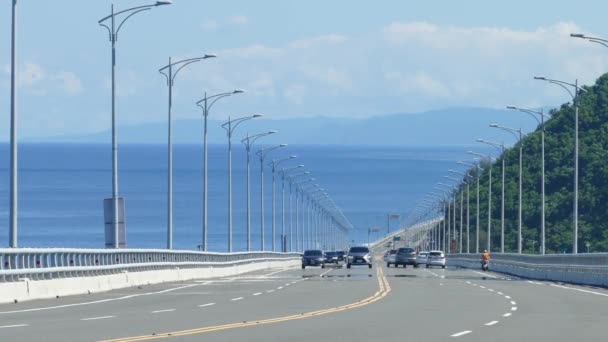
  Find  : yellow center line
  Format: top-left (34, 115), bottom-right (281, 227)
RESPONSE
top-left (99, 267), bottom-right (391, 342)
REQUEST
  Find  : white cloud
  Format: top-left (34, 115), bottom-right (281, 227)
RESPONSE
top-left (200, 19), bottom-right (218, 32)
top-left (20, 62), bottom-right (45, 88)
top-left (54, 71), bottom-right (83, 95)
top-left (283, 84), bottom-right (307, 105)
top-left (228, 15), bottom-right (249, 27)
top-left (289, 34), bottom-right (349, 49)
top-left (385, 71), bottom-right (451, 98)
top-left (181, 21), bottom-right (608, 119)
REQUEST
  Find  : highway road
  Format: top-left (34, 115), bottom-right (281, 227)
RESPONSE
top-left (0, 254), bottom-right (606, 341)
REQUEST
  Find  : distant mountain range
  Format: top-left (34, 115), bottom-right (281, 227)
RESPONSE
top-left (34, 107), bottom-right (539, 146)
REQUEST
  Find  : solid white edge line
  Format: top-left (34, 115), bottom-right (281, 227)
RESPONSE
top-left (0, 283), bottom-right (200, 315)
top-left (472, 270), bottom-right (499, 278)
top-left (451, 330), bottom-right (472, 337)
top-left (151, 309), bottom-right (176, 314)
top-left (80, 316), bottom-right (115, 321)
top-left (198, 303), bottom-right (216, 307)
top-left (550, 284), bottom-right (608, 297)
top-left (0, 324), bottom-right (29, 329)
top-left (485, 321), bottom-right (499, 326)
top-left (231, 297), bottom-right (244, 301)
top-left (503, 313), bottom-right (512, 317)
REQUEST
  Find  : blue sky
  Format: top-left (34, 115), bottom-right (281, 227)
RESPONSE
top-left (1, 0), bottom-right (608, 139)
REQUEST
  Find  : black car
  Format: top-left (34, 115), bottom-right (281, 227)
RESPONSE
top-left (302, 250), bottom-right (325, 269)
top-left (346, 246), bottom-right (372, 269)
top-left (335, 251), bottom-right (346, 262)
top-left (324, 251), bottom-right (339, 264)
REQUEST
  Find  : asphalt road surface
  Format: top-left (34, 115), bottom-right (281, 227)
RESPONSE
top-left (0, 255), bottom-right (606, 341)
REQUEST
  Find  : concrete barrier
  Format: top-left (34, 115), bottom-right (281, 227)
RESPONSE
top-left (0, 258), bottom-right (300, 304)
top-left (448, 253), bottom-right (608, 288)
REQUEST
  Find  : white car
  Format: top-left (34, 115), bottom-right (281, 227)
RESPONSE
top-left (417, 251), bottom-right (429, 265)
top-left (426, 250), bottom-right (446, 269)
top-left (383, 249), bottom-right (397, 267)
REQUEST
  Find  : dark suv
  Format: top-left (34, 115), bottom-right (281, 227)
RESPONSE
top-left (394, 247), bottom-right (418, 268)
top-left (302, 250), bottom-right (325, 269)
top-left (346, 246), bottom-right (372, 269)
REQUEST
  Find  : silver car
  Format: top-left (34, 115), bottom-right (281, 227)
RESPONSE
top-left (383, 249), bottom-right (397, 267)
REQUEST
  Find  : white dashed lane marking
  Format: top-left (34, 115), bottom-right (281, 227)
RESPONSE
top-left (231, 297), bottom-right (244, 302)
top-left (252, 292), bottom-right (262, 296)
top-left (451, 330), bottom-right (472, 337)
top-left (485, 321), bottom-right (499, 326)
top-left (503, 313), bottom-right (512, 317)
top-left (80, 316), bottom-right (115, 321)
top-left (198, 303), bottom-right (215, 308)
top-left (151, 309), bottom-right (175, 314)
top-left (0, 324), bottom-right (28, 329)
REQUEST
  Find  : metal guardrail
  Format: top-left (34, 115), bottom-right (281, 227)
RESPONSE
top-left (0, 248), bottom-right (300, 283)
top-left (448, 253), bottom-right (608, 287)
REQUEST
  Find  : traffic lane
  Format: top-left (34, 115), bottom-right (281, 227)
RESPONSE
top-left (0, 266), bottom-right (304, 327)
top-left (180, 265), bottom-right (512, 341)
top-left (0, 266), bottom-right (298, 311)
top-left (0, 266), bottom-right (379, 341)
top-left (454, 269), bottom-right (608, 342)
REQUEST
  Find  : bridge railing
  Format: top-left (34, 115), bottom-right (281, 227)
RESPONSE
top-left (0, 248), bottom-right (300, 283)
top-left (448, 253), bottom-right (608, 287)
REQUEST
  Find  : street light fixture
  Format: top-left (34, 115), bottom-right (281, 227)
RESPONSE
top-left (450, 169), bottom-right (473, 253)
top-left (458, 161), bottom-right (484, 253)
top-left (507, 106), bottom-right (549, 255)
top-left (196, 89), bottom-right (244, 251)
top-left (256, 144), bottom-right (287, 251)
top-left (534, 76), bottom-right (588, 254)
top-left (278, 165), bottom-right (304, 251)
top-left (468, 150), bottom-right (493, 252)
top-left (242, 131), bottom-right (277, 251)
top-left (288, 171), bottom-right (310, 250)
top-left (159, 55), bottom-right (215, 250)
top-left (98, 1), bottom-right (172, 249)
top-left (221, 114), bottom-right (262, 252)
top-left (490, 124), bottom-right (527, 254)
top-left (269, 156), bottom-right (296, 251)
top-left (477, 138), bottom-right (505, 253)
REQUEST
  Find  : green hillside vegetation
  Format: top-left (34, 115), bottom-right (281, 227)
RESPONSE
top-left (446, 73), bottom-right (608, 254)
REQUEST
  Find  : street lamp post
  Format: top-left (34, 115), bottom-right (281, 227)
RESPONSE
top-left (278, 165), bottom-right (303, 252)
top-left (507, 106), bottom-right (549, 255)
top-left (490, 124), bottom-right (527, 254)
top-left (221, 114), bottom-right (262, 252)
top-left (98, 1), bottom-right (172, 249)
top-left (295, 178), bottom-right (315, 251)
top-left (9, 0), bottom-right (18, 247)
top-left (458, 162), bottom-right (483, 254)
top-left (534, 76), bottom-right (587, 254)
top-left (242, 131), bottom-right (277, 251)
top-left (288, 172), bottom-right (310, 251)
top-left (450, 169), bottom-right (473, 253)
top-left (469, 151), bottom-right (493, 252)
top-left (445, 176), bottom-right (465, 253)
top-left (159, 55), bottom-right (215, 250)
top-left (196, 90), bottom-right (244, 251)
top-left (270, 157), bottom-right (296, 251)
top-left (256, 144), bottom-right (287, 251)
top-left (477, 140), bottom-right (505, 253)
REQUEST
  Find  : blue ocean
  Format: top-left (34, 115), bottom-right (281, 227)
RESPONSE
top-left (0, 144), bottom-right (469, 251)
